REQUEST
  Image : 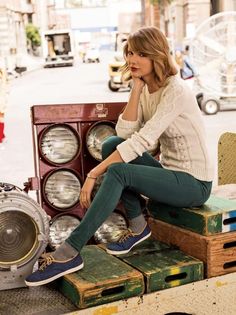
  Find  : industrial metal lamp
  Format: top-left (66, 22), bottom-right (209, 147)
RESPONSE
top-left (28, 102), bottom-right (126, 248)
top-left (0, 183), bottom-right (49, 290)
top-left (30, 102), bottom-right (125, 220)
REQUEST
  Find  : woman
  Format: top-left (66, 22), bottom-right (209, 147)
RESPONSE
top-left (25, 26), bottom-right (214, 287)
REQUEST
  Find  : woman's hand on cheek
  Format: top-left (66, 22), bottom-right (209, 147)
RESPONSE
top-left (79, 177), bottom-right (96, 209)
top-left (132, 76), bottom-right (145, 90)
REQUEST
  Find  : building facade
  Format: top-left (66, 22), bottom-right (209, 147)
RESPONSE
top-left (0, 0), bottom-right (35, 70)
top-left (42, 0), bottom-right (141, 52)
top-left (145, 0), bottom-right (236, 49)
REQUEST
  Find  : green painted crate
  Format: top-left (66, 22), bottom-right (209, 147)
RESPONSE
top-left (57, 245), bottom-right (144, 309)
top-left (148, 195), bottom-right (236, 236)
top-left (119, 239), bottom-right (204, 293)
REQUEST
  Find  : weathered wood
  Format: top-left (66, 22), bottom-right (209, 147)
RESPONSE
top-left (57, 245), bottom-right (144, 309)
top-left (118, 239), bottom-right (203, 293)
top-left (218, 132), bottom-right (236, 185)
top-left (65, 272), bottom-right (236, 315)
top-left (149, 218), bottom-right (236, 278)
top-left (148, 195), bottom-right (236, 235)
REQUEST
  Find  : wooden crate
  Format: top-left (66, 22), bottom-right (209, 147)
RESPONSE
top-left (66, 272), bottom-right (236, 315)
top-left (149, 217), bottom-right (236, 278)
top-left (57, 245), bottom-right (144, 309)
top-left (119, 239), bottom-right (203, 293)
top-left (147, 195), bottom-right (236, 235)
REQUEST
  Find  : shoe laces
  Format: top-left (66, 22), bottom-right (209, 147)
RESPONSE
top-left (118, 229), bottom-right (134, 243)
top-left (38, 253), bottom-right (55, 271)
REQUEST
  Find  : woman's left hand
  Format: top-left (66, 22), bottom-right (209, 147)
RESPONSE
top-left (80, 177), bottom-right (96, 209)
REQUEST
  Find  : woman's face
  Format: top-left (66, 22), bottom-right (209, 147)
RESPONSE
top-left (126, 45), bottom-right (154, 81)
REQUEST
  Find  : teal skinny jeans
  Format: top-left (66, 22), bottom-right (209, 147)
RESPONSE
top-left (66, 136), bottom-right (212, 252)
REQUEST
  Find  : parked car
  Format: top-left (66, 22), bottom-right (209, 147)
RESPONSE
top-left (83, 47), bottom-right (100, 63)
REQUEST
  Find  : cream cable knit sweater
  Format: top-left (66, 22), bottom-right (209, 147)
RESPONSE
top-left (116, 75), bottom-right (214, 182)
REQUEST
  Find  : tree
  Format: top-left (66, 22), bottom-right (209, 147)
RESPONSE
top-left (25, 24), bottom-right (41, 51)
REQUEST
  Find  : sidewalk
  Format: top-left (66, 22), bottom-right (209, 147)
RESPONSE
top-left (21, 54), bottom-right (44, 73)
top-left (7, 54), bottom-right (44, 78)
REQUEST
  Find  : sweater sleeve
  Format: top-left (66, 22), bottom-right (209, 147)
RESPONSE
top-left (115, 101), bottom-right (143, 139)
top-left (117, 82), bottom-right (185, 163)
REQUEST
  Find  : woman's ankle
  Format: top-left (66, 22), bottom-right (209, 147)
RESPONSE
top-left (128, 214), bottom-right (147, 234)
top-left (52, 242), bottom-right (79, 261)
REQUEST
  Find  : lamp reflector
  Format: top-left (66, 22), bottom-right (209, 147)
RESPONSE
top-left (44, 169), bottom-right (82, 210)
top-left (86, 122), bottom-right (116, 161)
top-left (0, 211), bottom-right (38, 269)
top-left (94, 211), bottom-right (127, 244)
top-left (40, 124), bottom-right (80, 165)
top-left (49, 214), bottom-right (80, 249)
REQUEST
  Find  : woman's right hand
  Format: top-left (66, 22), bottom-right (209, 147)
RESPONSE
top-left (79, 177), bottom-right (96, 209)
top-left (132, 76), bottom-right (145, 91)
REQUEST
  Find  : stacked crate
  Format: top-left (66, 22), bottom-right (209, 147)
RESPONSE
top-left (57, 245), bottom-right (144, 309)
top-left (58, 240), bottom-right (204, 309)
top-left (117, 238), bottom-right (203, 293)
top-left (148, 195), bottom-right (236, 278)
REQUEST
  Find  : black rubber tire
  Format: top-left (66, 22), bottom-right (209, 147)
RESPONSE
top-left (108, 80), bottom-right (119, 92)
top-left (196, 92), bottom-right (203, 109)
top-left (201, 98), bottom-right (220, 115)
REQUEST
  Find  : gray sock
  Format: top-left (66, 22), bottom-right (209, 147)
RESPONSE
top-left (52, 242), bottom-right (79, 261)
top-left (128, 214), bottom-right (147, 234)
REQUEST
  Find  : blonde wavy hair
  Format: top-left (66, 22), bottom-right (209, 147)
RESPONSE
top-left (122, 26), bottom-right (178, 87)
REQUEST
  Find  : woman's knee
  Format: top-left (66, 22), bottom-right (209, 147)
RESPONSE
top-left (106, 162), bottom-right (128, 182)
top-left (101, 136), bottom-right (125, 160)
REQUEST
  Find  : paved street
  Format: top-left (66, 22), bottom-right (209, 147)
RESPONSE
top-left (1, 55), bottom-right (236, 190)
